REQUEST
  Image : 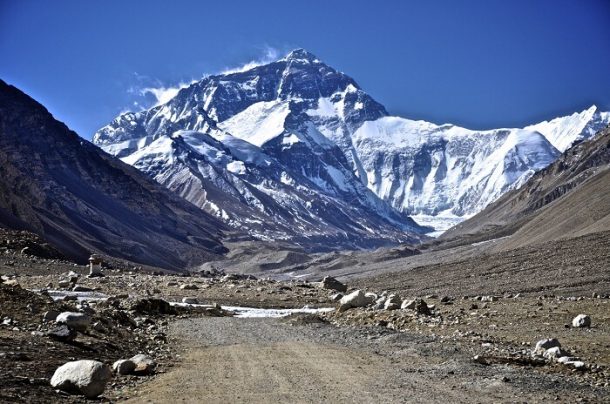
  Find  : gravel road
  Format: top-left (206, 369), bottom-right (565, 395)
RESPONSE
top-left (126, 316), bottom-right (603, 403)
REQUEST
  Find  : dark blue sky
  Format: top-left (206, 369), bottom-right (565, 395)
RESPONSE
top-left (1, 0), bottom-right (609, 139)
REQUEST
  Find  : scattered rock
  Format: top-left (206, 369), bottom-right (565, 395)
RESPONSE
top-left (47, 325), bottom-right (77, 342)
top-left (543, 346), bottom-right (567, 360)
top-left (401, 298), bottom-right (431, 315)
top-left (563, 360), bottom-right (587, 370)
top-left (533, 338), bottom-right (561, 356)
top-left (43, 310), bottom-right (60, 322)
top-left (4, 279), bottom-right (19, 287)
top-left (329, 293), bottom-right (343, 302)
top-left (338, 290), bottom-right (374, 312)
top-left (572, 314), bottom-right (591, 328)
top-left (179, 284), bottom-right (199, 290)
top-left (440, 296), bottom-right (453, 304)
top-left (130, 354), bottom-right (156, 375)
top-left (129, 298), bottom-right (173, 315)
top-left (383, 294), bottom-right (401, 310)
top-left (318, 276), bottom-right (347, 292)
top-left (112, 359), bottom-right (136, 375)
top-left (55, 312), bottom-right (91, 332)
top-left (50, 360), bottom-right (112, 398)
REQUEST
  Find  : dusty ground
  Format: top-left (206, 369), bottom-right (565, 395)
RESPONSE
top-left (1, 228), bottom-right (609, 402)
top-left (126, 316), bottom-right (607, 403)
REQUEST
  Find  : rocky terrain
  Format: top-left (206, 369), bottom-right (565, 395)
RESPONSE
top-left (1, 226), bottom-right (608, 402)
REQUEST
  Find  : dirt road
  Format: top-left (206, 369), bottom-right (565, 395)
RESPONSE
top-left (126, 317), bottom-right (603, 403)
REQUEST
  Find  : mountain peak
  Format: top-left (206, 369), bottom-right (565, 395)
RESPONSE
top-left (283, 48), bottom-right (319, 62)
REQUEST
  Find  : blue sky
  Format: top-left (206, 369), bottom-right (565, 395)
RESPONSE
top-left (1, 0), bottom-right (609, 139)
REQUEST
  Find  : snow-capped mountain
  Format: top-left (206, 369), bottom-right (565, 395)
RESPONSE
top-left (525, 105), bottom-right (610, 152)
top-left (94, 49), bottom-right (610, 239)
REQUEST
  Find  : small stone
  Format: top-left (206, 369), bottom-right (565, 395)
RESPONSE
top-left (47, 325), bottom-right (77, 342)
top-left (329, 293), bottom-right (343, 302)
top-left (43, 310), bottom-right (60, 322)
top-left (544, 346), bottom-right (567, 360)
top-left (401, 298), bottom-right (431, 315)
top-left (384, 294), bottom-right (401, 310)
top-left (533, 338), bottom-right (561, 355)
top-left (563, 360), bottom-right (586, 370)
top-left (571, 314), bottom-right (591, 328)
top-left (557, 356), bottom-right (580, 364)
top-left (130, 354), bottom-right (156, 375)
top-left (112, 359), bottom-right (136, 375)
top-left (92, 322), bottom-right (106, 333)
top-left (179, 284), bottom-right (199, 290)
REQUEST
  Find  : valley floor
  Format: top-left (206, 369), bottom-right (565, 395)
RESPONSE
top-left (126, 314), bottom-right (607, 403)
top-left (1, 229), bottom-right (609, 403)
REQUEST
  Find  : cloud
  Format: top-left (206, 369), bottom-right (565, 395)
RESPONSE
top-left (220, 45), bottom-right (281, 75)
top-left (123, 46), bottom-right (284, 112)
top-left (140, 84), bottom-right (188, 106)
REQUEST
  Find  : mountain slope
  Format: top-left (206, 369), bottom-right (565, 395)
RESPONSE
top-left (441, 126), bottom-right (610, 249)
top-left (525, 105), bottom-right (610, 152)
top-left (94, 49), bottom-right (610, 236)
top-left (93, 50), bottom-right (427, 249)
top-left (0, 79), bottom-right (227, 270)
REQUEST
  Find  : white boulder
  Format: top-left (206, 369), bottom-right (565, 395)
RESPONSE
top-left (338, 290), bottom-right (374, 312)
top-left (55, 312), bottom-right (91, 331)
top-left (50, 360), bottom-right (111, 398)
top-left (572, 314), bottom-right (591, 328)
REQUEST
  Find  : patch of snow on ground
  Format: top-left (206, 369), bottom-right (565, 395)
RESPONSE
top-left (43, 290), bottom-right (109, 302)
top-left (171, 302), bottom-right (334, 318)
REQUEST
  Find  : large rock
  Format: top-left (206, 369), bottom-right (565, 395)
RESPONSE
top-left (55, 312), bottom-right (91, 332)
top-left (130, 354), bottom-right (156, 375)
top-left (319, 276), bottom-right (347, 292)
top-left (338, 290), bottom-right (374, 312)
top-left (50, 360), bottom-right (112, 398)
top-left (572, 314), bottom-right (591, 328)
